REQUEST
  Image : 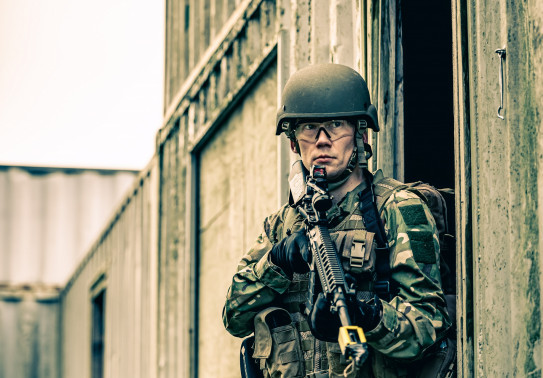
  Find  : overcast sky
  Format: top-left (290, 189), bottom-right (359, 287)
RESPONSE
top-left (0, 0), bottom-right (164, 170)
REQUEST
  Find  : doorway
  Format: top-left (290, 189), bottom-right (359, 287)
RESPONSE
top-left (401, 0), bottom-right (454, 189)
top-left (401, 0), bottom-right (455, 282)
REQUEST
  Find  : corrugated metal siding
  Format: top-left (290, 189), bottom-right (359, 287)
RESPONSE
top-left (0, 293), bottom-right (60, 378)
top-left (61, 160), bottom-right (159, 378)
top-left (0, 165), bottom-right (137, 378)
top-left (0, 166), bottom-right (138, 286)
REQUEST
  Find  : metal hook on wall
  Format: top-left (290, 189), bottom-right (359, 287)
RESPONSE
top-left (495, 48), bottom-right (506, 120)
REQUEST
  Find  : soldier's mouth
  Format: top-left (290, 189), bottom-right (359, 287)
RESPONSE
top-left (314, 155), bottom-right (334, 164)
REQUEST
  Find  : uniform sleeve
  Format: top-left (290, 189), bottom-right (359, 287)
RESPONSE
top-left (364, 190), bottom-right (451, 360)
top-left (222, 225), bottom-right (292, 338)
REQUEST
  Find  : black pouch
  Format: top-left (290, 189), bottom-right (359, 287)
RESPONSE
top-left (415, 338), bottom-right (457, 378)
top-left (240, 335), bottom-right (264, 378)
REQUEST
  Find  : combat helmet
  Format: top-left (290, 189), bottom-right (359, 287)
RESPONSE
top-left (277, 63), bottom-right (378, 183)
top-left (276, 63), bottom-right (379, 136)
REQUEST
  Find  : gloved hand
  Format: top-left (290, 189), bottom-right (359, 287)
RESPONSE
top-left (269, 230), bottom-right (310, 277)
top-left (351, 296), bottom-right (382, 331)
top-left (308, 293), bottom-right (382, 342)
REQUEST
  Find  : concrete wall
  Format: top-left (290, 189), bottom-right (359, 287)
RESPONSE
top-left (454, 0), bottom-right (543, 376)
top-left (198, 63), bottom-right (277, 378)
top-left (156, 1), bottom-right (278, 377)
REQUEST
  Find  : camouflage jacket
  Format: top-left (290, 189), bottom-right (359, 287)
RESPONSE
top-left (223, 171), bottom-right (451, 377)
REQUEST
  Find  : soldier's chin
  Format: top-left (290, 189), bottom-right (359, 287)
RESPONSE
top-left (325, 170), bottom-right (342, 181)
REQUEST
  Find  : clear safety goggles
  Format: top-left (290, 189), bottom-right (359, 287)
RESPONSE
top-left (294, 119), bottom-right (354, 142)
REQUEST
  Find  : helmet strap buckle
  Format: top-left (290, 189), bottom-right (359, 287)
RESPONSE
top-left (357, 119), bottom-right (368, 134)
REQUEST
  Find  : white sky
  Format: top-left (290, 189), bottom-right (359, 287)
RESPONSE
top-left (0, 0), bottom-right (164, 170)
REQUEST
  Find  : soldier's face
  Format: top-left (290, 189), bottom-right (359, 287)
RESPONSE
top-left (291, 120), bottom-right (356, 180)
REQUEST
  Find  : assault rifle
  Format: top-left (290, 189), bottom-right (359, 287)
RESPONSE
top-left (290, 161), bottom-right (368, 368)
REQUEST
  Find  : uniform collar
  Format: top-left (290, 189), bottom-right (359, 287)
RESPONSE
top-left (326, 177), bottom-right (369, 225)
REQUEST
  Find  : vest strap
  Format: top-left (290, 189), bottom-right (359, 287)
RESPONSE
top-left (358, 170), bottom-right (397, 301)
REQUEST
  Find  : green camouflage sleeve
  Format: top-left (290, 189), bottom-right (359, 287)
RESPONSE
top-left (222, 224), bottom-right (292, 338)
top-left (364, 189), bottom-right (451, 360)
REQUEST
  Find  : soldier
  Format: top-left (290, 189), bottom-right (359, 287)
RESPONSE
top-left (223, 63), bottom-right (451, 377)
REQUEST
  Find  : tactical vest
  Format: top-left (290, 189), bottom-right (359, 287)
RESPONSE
top-left (255, 186), bottom-right (379, 377)
top-left (251, 172), bottom-right (456, 378)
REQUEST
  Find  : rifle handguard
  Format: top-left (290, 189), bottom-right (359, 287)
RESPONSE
top-left (293, 164), bottom-right (369, 368)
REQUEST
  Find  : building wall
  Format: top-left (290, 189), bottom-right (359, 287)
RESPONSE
top-left (156, 1), bottom-right (278, 377)
top-left (454, 0), bottom-right (543, 376)
top-left (0, 294), bottom-right (60, 378)
top-left (0, 166), bottom-right (137, 286)
top-left (60, 162), bottom-right (159, 378)
top-left (0, 165), bottom-right (137, 378)
top-left (58, 1), bottom-right (543, 377)
top-left (198, 62), bottom-right (277, 378)
top-left (164, 0), bottom-right (251, 114)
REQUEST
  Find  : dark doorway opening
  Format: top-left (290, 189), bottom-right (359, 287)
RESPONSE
top-left (401, 0), bottom-right (454, 190)
top-left (92, 290), bottom-right (106, 378)
top-left (401, 0), bottom-right (456, 299)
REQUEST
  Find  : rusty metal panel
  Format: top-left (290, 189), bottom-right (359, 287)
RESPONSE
top-left (60, 161), bottom-right (159, 378)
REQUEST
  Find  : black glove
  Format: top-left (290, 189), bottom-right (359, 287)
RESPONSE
top-left (351, 296), bottom-right (382, 331)
top-left (269, 230), bottom-right (310, 277)
top-left (308, 292), bottom-right (341, 342)
top-left (308, 293), bottom-right (383, 342)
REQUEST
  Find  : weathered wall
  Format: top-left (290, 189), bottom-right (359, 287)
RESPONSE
top-left (451, 0), bottom-right (474, 375)
top-left (465, 0), bottom-right (543, 375)
top-left (158, 1), bottom-right (409, 377)
top-left (60, 162), bottom-right (159, 378)
top-left (156, 1), bottom-right (278, 377)
top-left (0, 166), bottom-right (137, 286)
top-left (0, 295), bottom-right (59, 378)
top-left (0, 166), bottom-right (137, 378)
top-left (198, 63), bottom-right (277, 378)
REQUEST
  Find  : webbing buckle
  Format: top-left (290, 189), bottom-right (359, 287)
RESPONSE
top-left (350, 241), bottom-right (365, 268)
top-left (374, 280), bottom-right (391, 299)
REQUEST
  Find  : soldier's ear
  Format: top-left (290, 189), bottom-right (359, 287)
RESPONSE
top-left (290, 140), bottom-right (300, 154)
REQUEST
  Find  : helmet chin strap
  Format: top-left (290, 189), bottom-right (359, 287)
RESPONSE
top-left (326, 136), bottom-right (372, 191)
top-left (327, 145), bottom-right (359, 191)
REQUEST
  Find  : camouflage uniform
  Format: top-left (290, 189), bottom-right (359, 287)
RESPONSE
top-left (223, 170), bottom-right (451, 377)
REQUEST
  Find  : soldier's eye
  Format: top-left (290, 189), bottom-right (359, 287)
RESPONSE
top-left (330, 121), bottom-right (343, 128)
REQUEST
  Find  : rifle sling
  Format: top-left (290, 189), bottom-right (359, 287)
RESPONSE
top-left (359, 172), bottom-right (396, 301)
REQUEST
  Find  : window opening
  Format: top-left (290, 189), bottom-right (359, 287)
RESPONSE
top-left (91, 289), bottom-right (106, 378)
